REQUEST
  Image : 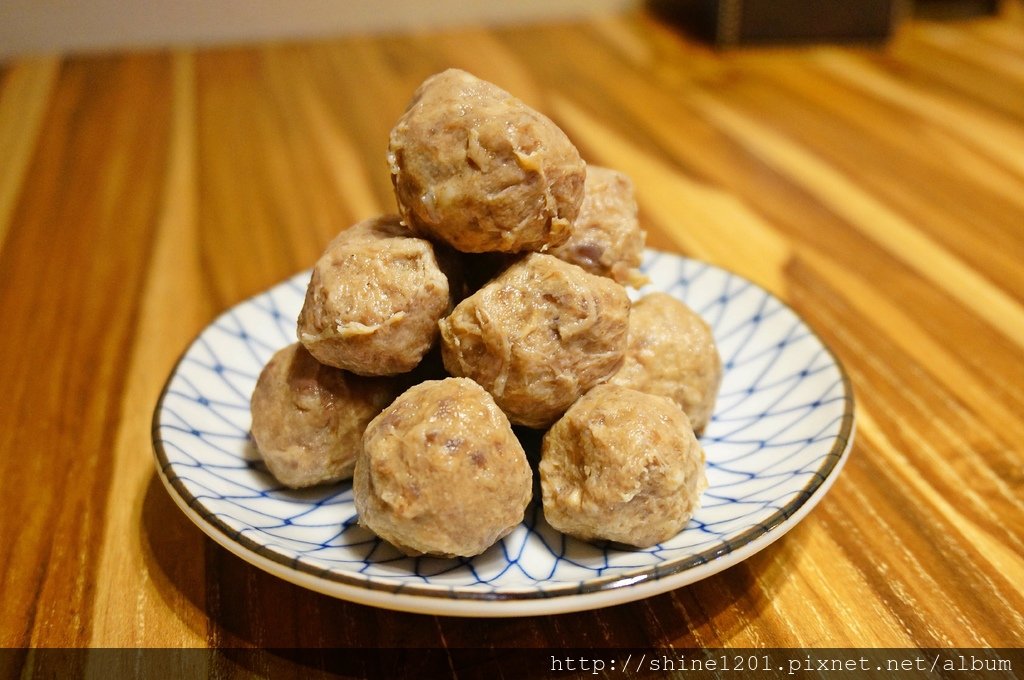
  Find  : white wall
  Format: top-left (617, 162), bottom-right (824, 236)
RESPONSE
top-left (0, 0), bottom-right (635, 58)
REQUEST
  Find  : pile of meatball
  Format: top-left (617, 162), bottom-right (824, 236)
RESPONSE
top-left (250, 69), bottom-right (721, 558)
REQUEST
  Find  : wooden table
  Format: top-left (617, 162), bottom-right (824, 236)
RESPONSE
top-left (1, 2), bottom-right (1022, 672)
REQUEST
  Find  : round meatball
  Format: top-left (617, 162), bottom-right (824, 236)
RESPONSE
top-left (540, 384), bottom-right (707, 548)
top-left (388, 68), bottom-right (585, 253)
top-left (439, 253), bottom-right (630, 429)
top-left (547, 166), bottom-right (647, 287)
top-left (297, 215), bottom-right (454, 376)
top-left (609, 292), bottom-right (721, 434)
top-left (250, 343), bottom-right (402, 488)
top-left (354, 377), bottom-right (532, 557)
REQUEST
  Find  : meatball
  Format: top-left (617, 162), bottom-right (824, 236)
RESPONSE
top-left (297, 215), bottom-right (455, 376)
top-left (388, 69), bottom-right (585, 254)
top-left (354, 377), bottom-right (532, 557)
top-left (609, 292), bottom-right (721, 434)
top-left (540, 384), bottom-right (707, 548)
top-left (250, 343), bottom-right (402, 488)
top-left (547, 166), bottom-right (647, 287)
top-left (439, 253), bottom-right (630, 429)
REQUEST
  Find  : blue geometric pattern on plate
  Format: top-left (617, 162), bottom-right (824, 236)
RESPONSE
top-left (153, 250), bottom-right (854, 607)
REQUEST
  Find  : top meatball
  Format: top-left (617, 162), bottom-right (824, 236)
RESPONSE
top-left (388, 69), bottom-right (585, 253)
top-left (547, 166), bottom-right (647, 287)
top-left (609, 292), bottom-right (721, 434)
top-left (297, 215), bottom-right (455, 376)
top-left (439, 253), bottom-right (630, 429)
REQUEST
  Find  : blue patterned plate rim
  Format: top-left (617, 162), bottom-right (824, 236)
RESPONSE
top-left (152, 250), bottom-right (855, 614)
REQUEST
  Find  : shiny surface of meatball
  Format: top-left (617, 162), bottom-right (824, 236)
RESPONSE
top-left (250, 343), bottom-right (402, 488)
top-left (297, 215), bottom-right (454, 376)
top-left (540, 384), bottom-right (707, 548)
top-left (354, 377), bottom-right (532, 557)
top-left (548, 166), bottom-right (647, 286)
top-left (609, 292), bottom-right (721, 434)
top-left (439, 253), bottom-right (630, 428)
top-left (389, 69), bottom-right (585, 253)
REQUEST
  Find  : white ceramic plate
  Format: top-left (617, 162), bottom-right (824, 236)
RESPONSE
top-left (152, 250), bottom-right (854, 617)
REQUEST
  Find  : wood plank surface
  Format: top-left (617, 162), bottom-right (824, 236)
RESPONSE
top-left (0, 1), bottom-right (1022, 669)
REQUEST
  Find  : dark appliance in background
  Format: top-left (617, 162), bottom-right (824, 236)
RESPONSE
top-left (649, 0), bottom-right (1002, 47)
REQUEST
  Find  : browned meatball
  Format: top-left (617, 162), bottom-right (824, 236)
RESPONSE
top-left (388, 69), bottom-right (585, 254)
top-left (250, 343), bottom-right (402, 488)
top-left (297, 215), bottom-right (454, 376)
top-left (609, 292), bottom-right (721, 434)
top-left (354, 377), bottom-right (532, 557)
top-left (439, 253), bottom-right (630, 429)
top-left (547, 166), bottom-right (647, 287)
top-left (540, 384), bottom-right (707, 548)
